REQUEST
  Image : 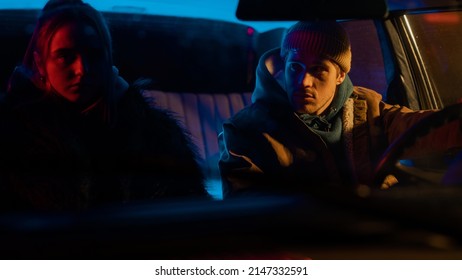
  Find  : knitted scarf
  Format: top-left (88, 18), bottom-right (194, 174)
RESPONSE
top-left (298, 76), bottom-right (353, 145)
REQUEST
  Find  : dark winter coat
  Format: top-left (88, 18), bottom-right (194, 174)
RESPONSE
top-left (0, 68), bottom-right (208, 211)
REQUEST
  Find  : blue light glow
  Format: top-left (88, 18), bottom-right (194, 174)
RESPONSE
top-left (205, 178), bottom-right (223, 200)
top-left (0, 0), bottom-right (294, 32)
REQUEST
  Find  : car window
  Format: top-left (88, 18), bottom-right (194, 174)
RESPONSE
top-left (404, 10), bottom-right (462, 106)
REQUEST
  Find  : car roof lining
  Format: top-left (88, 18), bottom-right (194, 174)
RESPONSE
top-left (236, 0), bottom-right (462, 21)
top-left (236, 0), bottom-right (389, 21)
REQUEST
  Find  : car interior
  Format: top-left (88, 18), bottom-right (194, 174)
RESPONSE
top-left (0, 0), bottom-right (462, 259)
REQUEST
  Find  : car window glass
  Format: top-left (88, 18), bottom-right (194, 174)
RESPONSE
top-left (405, 11), bottom-right (462, 106)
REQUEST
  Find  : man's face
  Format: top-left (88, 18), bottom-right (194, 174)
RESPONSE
top-left (284, 50), bottom-right (345, 115)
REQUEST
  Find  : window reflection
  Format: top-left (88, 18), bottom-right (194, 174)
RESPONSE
top-left (407, 11), bottom-right (462, 106)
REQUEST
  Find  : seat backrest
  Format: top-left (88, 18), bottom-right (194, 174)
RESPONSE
top-left (143, 90), bottom-right (252, 198)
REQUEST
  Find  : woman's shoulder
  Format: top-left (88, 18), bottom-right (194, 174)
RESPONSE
top-left (118, 82), bottom-right (188, 140)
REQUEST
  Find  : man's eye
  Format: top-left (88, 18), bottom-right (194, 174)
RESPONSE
top-left (309, 66), bottom-right (327, 76)
top-left (288, 63), bottom-right (304, 73)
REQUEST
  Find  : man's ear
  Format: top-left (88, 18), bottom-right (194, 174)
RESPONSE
top-left (33, 51), bottom-right (45, 77)
top-left (336, 71), bottom-right (346, 85)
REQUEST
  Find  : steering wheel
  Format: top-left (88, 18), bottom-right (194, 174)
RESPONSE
top-left (373, 103), bottom-right (462, 187)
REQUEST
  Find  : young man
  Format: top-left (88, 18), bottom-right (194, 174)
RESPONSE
top-left (218, 21), bottom-right (462, 197)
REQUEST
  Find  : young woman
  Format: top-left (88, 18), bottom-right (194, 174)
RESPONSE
top-left (0, 0), bottom-right (208, 211)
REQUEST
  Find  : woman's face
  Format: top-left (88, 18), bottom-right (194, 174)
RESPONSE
top-left (37, 21), bottom-right (108, 105)
top-left (284, 50), bottom-right (345, 115)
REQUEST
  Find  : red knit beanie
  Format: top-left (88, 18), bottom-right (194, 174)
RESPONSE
top-left (281, 21), bottom-right (352, 73)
